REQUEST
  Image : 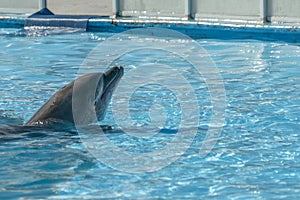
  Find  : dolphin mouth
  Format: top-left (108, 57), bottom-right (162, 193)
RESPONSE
top-left (94, 66), bottom-right (124, 116)
top-left (103, 66), bottom-right (124, 94)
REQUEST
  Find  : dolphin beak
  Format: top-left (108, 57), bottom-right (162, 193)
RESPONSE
top-left (94, 66), bottom-right (124, 121)
top-left (103, 66), bottom-right (124, 93)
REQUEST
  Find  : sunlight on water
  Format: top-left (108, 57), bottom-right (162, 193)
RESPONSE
top-left (0, 28), bottom-right (299, 199)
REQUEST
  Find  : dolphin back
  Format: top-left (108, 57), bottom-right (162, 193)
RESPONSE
top-left (25, 81), bottom-right (74, 126)
top-left (25, 72), bottom-right (103, 126)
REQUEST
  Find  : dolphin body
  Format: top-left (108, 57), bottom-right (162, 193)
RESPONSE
top-left (0, 66), bottom-right (124, 135)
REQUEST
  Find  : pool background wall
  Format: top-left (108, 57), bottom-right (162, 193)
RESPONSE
top-left (0, 0), bottom-right (42, 14)
top-left (267, 0), bottom-right (300, 23)
top-left (1, 0), bottom-right (300, 24)
top-left (47, 0), bottom-right (112, 16)
top-left (118, 0), bottom-right (189, 20)
top-left (192, 0), bottom-right (265, 23)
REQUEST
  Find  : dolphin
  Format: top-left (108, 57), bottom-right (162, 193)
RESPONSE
top-left (25, 66), bottom-right (124, 127)
top-left (0, 66), bottom-right (123, 137)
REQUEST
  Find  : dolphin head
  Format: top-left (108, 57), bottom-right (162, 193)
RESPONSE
top-left (71, 66), bottom-right (124, 125)
top-left (94, 66), bottom-right (124, 121)
top-left (25, 66), bottom-right (124, 126)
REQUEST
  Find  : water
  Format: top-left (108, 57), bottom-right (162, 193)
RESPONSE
top-left (0, 27), bottom-right (300, 199)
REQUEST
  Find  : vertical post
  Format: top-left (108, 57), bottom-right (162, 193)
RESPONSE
top-left (39, 0), bottom-right (47, 9)
top-left (184, 0), bottom-right (191, 20)
top-left (112, 0), bottom-right (119, 18)
top-left (260, 0), bottom-right (267, 23)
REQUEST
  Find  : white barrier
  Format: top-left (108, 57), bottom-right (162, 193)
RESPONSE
top-left (0, 0), bottom-right (300, 24)
top-left (0, 0), bottom-right (44, 14)
top-left (118, 0), bottom-right (189, 20)
top-left (47, 0), bottom-right (112, 16)
top-left (268, 0), bottom-right (300, 23)
top-left (192, 0), bottom-right (265, 23)
top-left (116, 0), bottom-right (300, 24)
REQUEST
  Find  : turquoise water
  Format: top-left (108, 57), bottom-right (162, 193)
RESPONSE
top-left (0, 27), bottom-right (300, 199)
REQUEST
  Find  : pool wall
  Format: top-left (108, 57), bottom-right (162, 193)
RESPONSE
top-left (1, 0), bottom-right (300, 24)
top-left (0, 0), bottom-right (43, 14)
top-left (1, 0), bottom-right (300, 42)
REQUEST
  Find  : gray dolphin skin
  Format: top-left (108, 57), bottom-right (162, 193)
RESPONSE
top-left (25, 66), bottom-right (124, 126)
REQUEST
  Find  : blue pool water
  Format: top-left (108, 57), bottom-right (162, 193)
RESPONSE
top-left (0, 27), bottom-right (300, 199)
